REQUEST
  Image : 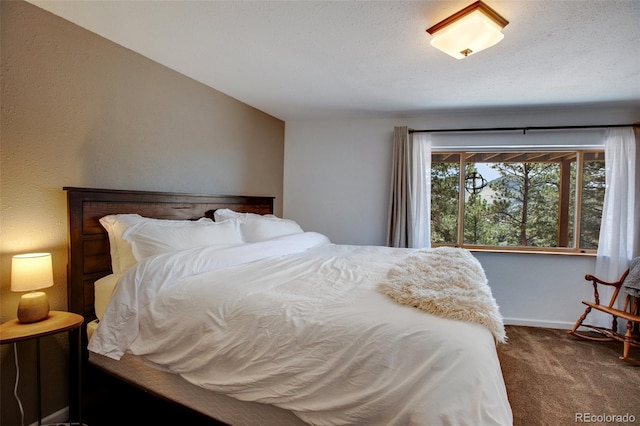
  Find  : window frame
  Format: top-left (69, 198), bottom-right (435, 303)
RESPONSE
top-left (430, 149), bottom-right (604, 255)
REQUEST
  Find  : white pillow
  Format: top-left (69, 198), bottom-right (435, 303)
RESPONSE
top-left (122, 219), bottom-right (243, 260)
top-left (100, 214), bottom-right (146, 274)
top-left (99, 214), bottom-right (213, 273)
top-left (213, 208), bottom-right (276, 222)
top-left (213, 209), bottom-right (303, 243)
top-left (241, 216), bottom-right (304, 243)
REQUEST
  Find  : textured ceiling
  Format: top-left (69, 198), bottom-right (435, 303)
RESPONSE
top-left (27, 0), bottom-right (640, 121)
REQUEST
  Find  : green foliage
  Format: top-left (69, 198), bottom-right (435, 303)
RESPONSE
top-left (431, 156), bottom-right (604, 249)
top-left (464, 191), bottom-right (493, 245)
top-left (430, 162), bottom-right (459, 244)
top-left (580, 161), bottom-right (605, 249)
top-left (489, 162), bottom-right (560, 247)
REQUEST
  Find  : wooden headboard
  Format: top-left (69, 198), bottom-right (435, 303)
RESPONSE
top-left (64, 187), bottom-right (274, 323)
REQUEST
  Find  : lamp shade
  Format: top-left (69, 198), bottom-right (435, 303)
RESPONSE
top-left (11, 253), bottom-right (54, 292)
top-left (427, 1), bottom-right (508, 59)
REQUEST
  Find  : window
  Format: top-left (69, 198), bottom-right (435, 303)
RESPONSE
top-left (431, 150), bottom-right (605, 253)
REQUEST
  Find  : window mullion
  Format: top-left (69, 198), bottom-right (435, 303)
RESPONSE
top-left (457, 153), bottom-right (466, 246)
top-left (557, 158), bottom-right (572, 247)
top-left (573, 151), bottom-right (584, 250)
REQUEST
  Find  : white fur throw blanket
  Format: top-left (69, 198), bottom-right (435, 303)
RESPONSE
top-left (378, 247), bottom-right (506, 343)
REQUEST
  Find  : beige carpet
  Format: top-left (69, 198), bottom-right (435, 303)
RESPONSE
top-left (497, 325), bottom-right (640, 426)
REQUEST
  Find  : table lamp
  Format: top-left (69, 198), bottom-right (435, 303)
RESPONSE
top-left (11, 253), bottom-right (54, 323)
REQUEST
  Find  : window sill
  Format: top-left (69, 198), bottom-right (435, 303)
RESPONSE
top-left (432, 244), bottom-right (596, 257)
top-left (470, 248), bottom-right (595, 257)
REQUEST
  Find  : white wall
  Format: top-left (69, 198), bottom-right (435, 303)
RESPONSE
top-left (284, 105), bottom-right (639, 329)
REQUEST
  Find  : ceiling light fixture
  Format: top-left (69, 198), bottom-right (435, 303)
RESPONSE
top-left (426, 1), bottom-right (508, 59)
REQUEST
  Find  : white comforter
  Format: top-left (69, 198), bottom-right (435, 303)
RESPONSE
top-left (89, 232), bottom-right (513, 426)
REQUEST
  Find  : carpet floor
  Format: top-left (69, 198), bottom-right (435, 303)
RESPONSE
top-left (83, 325), bottom-right (640, 425)
top-left (497, 325), bottom-right (640, 426)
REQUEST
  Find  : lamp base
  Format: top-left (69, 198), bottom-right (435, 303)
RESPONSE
top-left (17, 291), bottom-right (50, 323)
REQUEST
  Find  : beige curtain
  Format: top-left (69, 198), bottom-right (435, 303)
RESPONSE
top-left (634, 125), bottom-right (640, 258)
top-left (387, 126), bottom-right (410, 247)
top-left (387, 127), bottom-right (431, 248)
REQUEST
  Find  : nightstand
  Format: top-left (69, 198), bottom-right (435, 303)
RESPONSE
top-left (0, 311), bottom-right (84, 425)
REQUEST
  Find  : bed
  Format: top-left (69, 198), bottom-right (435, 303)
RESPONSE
top-left (65, 187), bottom-right (513, 426)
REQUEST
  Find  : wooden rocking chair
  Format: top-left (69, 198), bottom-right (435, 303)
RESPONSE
top-left (568, 258), bottom-right (640, 365)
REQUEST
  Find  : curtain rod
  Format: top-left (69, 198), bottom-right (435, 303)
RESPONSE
top-left (409, 123), bottom-right (638, 134)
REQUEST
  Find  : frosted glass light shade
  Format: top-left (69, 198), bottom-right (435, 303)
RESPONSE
top-left (427, 1), bottom-right (508, 59)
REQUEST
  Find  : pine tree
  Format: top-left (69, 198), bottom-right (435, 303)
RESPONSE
top-left (489, 162), bottom-right (559, 247)
top-left (430, 162), bottom-right (459, 244)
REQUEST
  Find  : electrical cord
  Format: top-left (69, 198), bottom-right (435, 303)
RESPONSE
top-left (13, 342), bottom-right (25, 426)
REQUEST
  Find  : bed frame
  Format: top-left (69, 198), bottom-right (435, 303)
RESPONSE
top-left (64, 186), bottom-right (275, 422)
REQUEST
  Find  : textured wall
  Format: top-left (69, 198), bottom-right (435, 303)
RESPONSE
top-left (0, 1), bottom-right (284, 424)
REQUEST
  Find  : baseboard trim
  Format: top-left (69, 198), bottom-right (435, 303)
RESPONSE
top-left (504, 317), bottom-right (574, 330)
top-left (29, 406), bottom-right (68, 426)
